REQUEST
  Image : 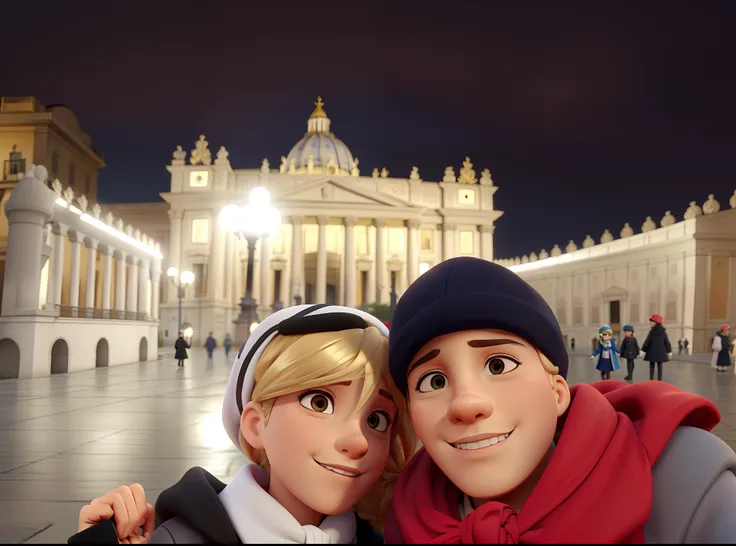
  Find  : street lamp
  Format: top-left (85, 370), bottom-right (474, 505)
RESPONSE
top-left (219, 186), bottom-right (281, 344)
top-left (167, 267), bottom-right (195, 338)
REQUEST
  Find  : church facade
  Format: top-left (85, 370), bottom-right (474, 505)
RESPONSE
top-left (158, 98), bottom-right (501, 345)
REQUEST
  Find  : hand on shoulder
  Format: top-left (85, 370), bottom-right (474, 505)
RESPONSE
top-left (78, 484), bottom-right (155, 544)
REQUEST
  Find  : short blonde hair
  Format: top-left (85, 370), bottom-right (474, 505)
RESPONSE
top-left (239, 326), bottom-right (415, 532)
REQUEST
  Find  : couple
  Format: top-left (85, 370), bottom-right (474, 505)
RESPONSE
top-left (69, 258), bottom-right (736, 544)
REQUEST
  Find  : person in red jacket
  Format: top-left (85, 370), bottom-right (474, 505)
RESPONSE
top-left (384, 257), bottom-right (736, 544)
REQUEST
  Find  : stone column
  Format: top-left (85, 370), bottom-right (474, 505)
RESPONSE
top-left (374, 219), bottom-right (386, 304)
top-left (115, 250), bottom-right (127, 313)
top-left (480, 225), bottom-right (495, 261)
top-left (43, 228), bottom-right (56, 311)
top-left (367, 227), bottom-right (377, 304)
top-left (209, 214), bottom-right (225, 301)
top-left (151, 259), bottom-right (162, 320)
top-left (138, 259), bottom-right (150, 317)
top-left (344, 217), bottom-right (357, 308)
top-left (1, 165), bottom-right (55, 315)
top-left (68, 230), bottom-right (83, 309)
top-left (51, 223), bottom-right (68, 308)
top-left (290, 217), bottom-right (303, 304)
top-left (127, 256), bottom-right (139, 314)
top-left (406, 219), bottom-right (420, 284)
top-left (260, 236), bottom-right (270, 312)
top-left (225, 232), bottom-right (235, 305)
top-left (443, 223), bottom-right (456, 260)
top-left (101, 245), bottom-right (113, 311)
top-left (316, 216), bottom-right (328, 304)
top-left (167, 209), bottom-right (183, 303)
top-left (85, 238), bottom-right (98, 312)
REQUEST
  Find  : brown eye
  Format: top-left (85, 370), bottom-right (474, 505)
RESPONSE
top-left (485, 356), bottom-right (520, 376)
top-left (416, 372), bottom-right (448, 393)
top-left (366, 411), bottom-right (391, 432)
top-left (299, 391), bottom-right (334, 414)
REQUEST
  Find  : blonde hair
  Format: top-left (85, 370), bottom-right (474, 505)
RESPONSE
top-left (239, 326), bottom-right (415, 532)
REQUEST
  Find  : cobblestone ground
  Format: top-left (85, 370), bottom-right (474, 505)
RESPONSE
top-left (0, 349), bottom-right (734, 543)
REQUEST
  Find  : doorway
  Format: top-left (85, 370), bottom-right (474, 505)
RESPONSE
top-left (609, 300), bottom-right (621, 341)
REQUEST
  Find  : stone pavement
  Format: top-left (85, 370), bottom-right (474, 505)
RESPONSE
top-left (1, 349), bottom-right (736, 543)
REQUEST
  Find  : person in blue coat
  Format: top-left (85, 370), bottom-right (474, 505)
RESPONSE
top-left (591, 324), bottom-right (620, 380)
top-left (204, 332), bottom-right (216, 359)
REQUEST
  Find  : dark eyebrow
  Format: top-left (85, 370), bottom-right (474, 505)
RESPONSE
top-left (408, 348), bottom-right (440, 375)
top-left (468, 339), bottom-right (524, 348)
top-left (378, 389), bottom-right (394, 403)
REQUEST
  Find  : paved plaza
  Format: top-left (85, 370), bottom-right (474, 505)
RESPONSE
top-left (1, 349), bottom-right (736, 543)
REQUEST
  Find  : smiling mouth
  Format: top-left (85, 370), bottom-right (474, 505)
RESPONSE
top-left (313, 459), bottom-right (362, 478)
top-left (449, 429), bottom-right (514, 451)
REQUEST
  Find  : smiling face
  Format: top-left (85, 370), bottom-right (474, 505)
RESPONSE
top-left (406, 329), bottom-right (570, 501)
top-left (242, 375), bottom-right (397, 517)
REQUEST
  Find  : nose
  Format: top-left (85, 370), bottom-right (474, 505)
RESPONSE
top-left (334, 422), bottom-right (370, 460)
top-left (447, 393), bottom-right (494, 425)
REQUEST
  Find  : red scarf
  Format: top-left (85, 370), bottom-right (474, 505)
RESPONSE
top-left (387, 381), bottom-right (719, 544)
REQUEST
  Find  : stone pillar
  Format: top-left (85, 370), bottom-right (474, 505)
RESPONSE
top-left (115, 250), bottom-right (127, 313)
top-left (344, 217), bottom-right (357, 308)
top-left (1, 165), bottom-right (55, 315)
top-left (51, 223), bottom-right (68, 308)
top-left (151, 259), bottom-right (162, 320)
top-left (443, 223), bottom-right (456, 260)
top-left (209, 215), bottom-right (225, 301)
top-left (101, 245), bottom-right (113, 311)
top-left (374, 219), bottom-right (386, 304)
top-left (43, 228), bottom-right (56, 311)
top-left (480, 225), bottom-right (495, 261)
top-left (260, 236), bottom-right (270, 313)
top-left (85, 238), bottom-right (98, 311)
top-left (316, 216), bottom-right (328, 304)
top-left (367, 228), bottom-right (377, 305)
top-left (68, 230), bottom-right (83, 309)
top-left (138, 259), bottom-right (150, 317)
top-left (167, 209), bottom-right (183, 303)
top-left (127, 256), bottom-right (139, 313)
top-left (290, 217), bottom-right (303, 304)
top-left (406, 219), bottom-right (420, 284)
top-left (225, 232), bottom-right (235, 305)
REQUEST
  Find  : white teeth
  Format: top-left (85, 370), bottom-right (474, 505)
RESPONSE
top-left (453, 433), bottom-right (510, 450)
top-left (320, 464), bottom-right (359, 477)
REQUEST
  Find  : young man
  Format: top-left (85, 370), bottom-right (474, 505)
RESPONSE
top-left (385, 257), bottom-right (736, 543)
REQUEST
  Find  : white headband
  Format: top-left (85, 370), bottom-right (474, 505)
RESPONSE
top-left (221, 304), bottom-right (390, 452)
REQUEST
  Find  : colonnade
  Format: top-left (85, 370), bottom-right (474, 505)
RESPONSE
top-left (43, 221), bottom-right (162, 321)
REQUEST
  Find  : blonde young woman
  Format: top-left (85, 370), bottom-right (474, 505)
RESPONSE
top-left (68, 305), bottom-right (415, 545)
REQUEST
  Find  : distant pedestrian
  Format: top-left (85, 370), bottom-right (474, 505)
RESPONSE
top-left (683, 338), bottom-right (690, 354)
top-left (174, 332), bottom-right (190, 367)
top-left (711, 324), bottom-right (733, 372)
top-left (223, 333), bottom-right (233, 360)
top-left (570, 337), bottom-right (576, 352)
top-left (619, 325), bottom-right (640, 381)
top-left (642, 313), bottom-right (672, 381)
top-left (204, 332), bottom-right (216, 359)
top-left (678, 339), bottom-right (683, 355)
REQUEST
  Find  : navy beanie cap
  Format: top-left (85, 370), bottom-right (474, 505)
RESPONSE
top-left (388, 257), bottom-right (568, 395)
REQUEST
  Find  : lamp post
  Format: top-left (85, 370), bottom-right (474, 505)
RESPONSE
top-left (167, 267), bottom-right (195, 338)
top-left (389, 271), bottom-right (398, 319)
top-left (219, 186), bottom-right (281, 344)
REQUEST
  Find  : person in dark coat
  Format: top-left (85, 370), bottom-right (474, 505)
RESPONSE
top-left (223, 332), bottom-right (233, 360)
top-left (711, 324), bottom-right (733, 372)
top-left (619, 324), bottom-right (641, 381)
top-left (571, 337), bottom-right (576, 351)
top-left (642, 313), bottom-right (672, 381)
top-left (204, 332), bottom-right (216, 359)
top-left (174, 332), bottom-right (190, 367)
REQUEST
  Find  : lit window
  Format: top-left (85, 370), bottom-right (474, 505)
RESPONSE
top-left (458, 188), bottom-right (476, 204)
top-left (419, 262), bottom-right (431, 276)
top-left (459, 231), bottom-right (474, 254)
top-left (189, 171), bottom-right (209, 188)
top-left (191, 218), bottom-right (210, 244)
top-left (420, 229), bottom-right (434, 252)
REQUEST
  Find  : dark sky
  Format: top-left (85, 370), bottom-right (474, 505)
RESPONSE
top-left (4, 1), bottom-right (735, 258)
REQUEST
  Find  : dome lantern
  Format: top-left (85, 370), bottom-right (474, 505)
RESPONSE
top-left (307, 96), bottom-right (331, 134)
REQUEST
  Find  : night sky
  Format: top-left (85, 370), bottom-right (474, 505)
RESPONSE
top-left (4, 1), bottom-right (735, 258)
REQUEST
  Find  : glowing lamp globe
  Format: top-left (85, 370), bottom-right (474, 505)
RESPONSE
top-left (249, 186), bottom-right (271, 207)
top-left (219, 204), bottom-right (243, 233)
top-left (167, 267), bottom-right (178, 278)
top-left (180, 270), bottom-right (195, 285)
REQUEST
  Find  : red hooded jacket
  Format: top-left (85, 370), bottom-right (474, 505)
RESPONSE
top-left (386, 380), bottom-right (719, 544)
